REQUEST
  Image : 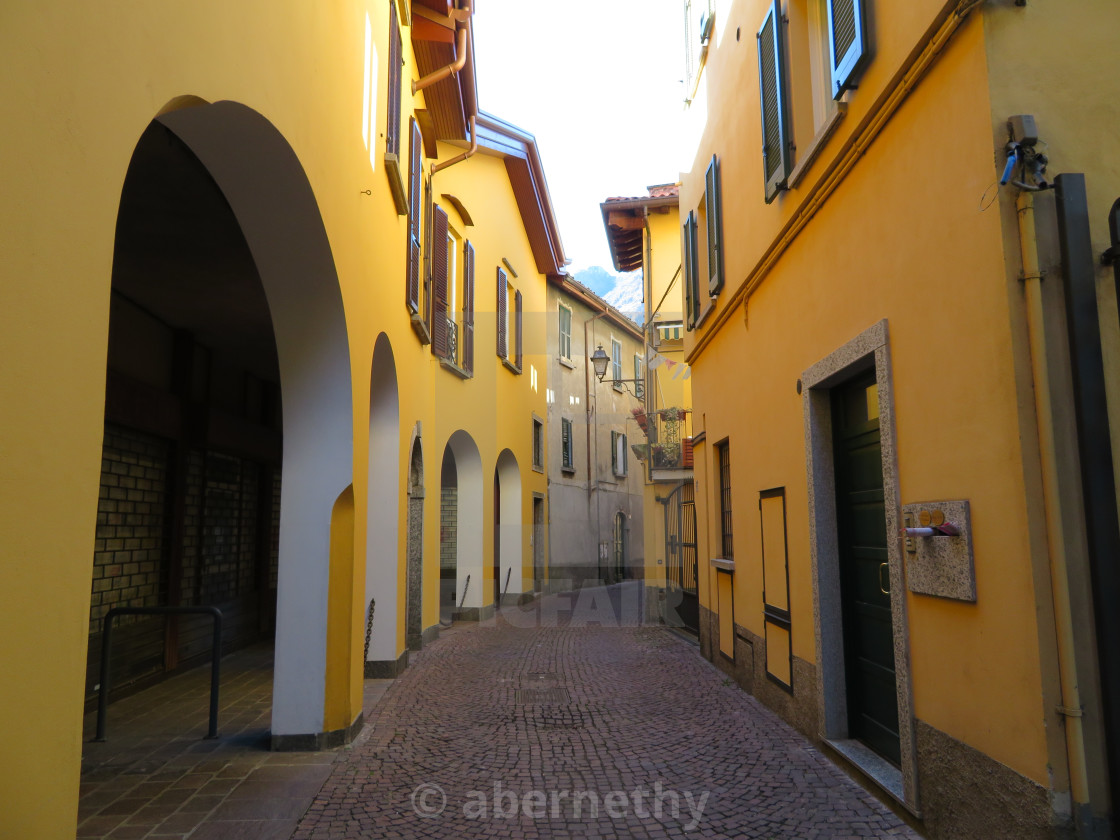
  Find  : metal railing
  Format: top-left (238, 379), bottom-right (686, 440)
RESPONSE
top-left (640, 408), bottom-right (693, 470)
top-left (94, 605), bottom-right (223, 742)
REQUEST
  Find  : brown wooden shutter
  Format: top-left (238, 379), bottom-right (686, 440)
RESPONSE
top-left (387, 0), bottom-right (402, 159)
top-left (462, 241), bottom-right (475, 374)
top-left (431, 206), bottom-right (449, 358)
top-left (496, 267), bottom-right (508, 360)
top-left (514, 289), bottom-right (523, 371)
top-left (406, 119), bottom-right (422, 313)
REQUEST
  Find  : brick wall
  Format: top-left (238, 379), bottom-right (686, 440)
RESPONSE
top-left (440, 485), bottom-right (457, 570)
top-left (90, 425), bottom-right (169, 634)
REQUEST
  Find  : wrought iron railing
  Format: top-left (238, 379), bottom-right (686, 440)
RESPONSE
top-left (635, 408), bottom-right (693, 471)
top-left (446, 317), bottom-right (459, 365)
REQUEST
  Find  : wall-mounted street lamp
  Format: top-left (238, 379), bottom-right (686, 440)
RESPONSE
top-left (590, 344), bottom-right (645, 398)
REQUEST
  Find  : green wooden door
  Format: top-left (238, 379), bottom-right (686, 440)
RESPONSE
top-left (833, 372), bottom-right (901, 765)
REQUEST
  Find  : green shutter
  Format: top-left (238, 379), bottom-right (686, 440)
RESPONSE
top-left (757, 0), bottom-right (791, 203)
top-left (827, 0), bottom-right (869, 99)
top-left (705, 155), bottom-right (724, 295)
top-left (682, 214), bottom-right (694, 329)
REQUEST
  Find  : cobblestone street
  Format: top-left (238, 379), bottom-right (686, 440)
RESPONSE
top-left (295, 584), bottom-right (919, 839)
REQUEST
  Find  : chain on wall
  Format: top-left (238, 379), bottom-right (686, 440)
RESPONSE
top-left (363, 597), bottom-right (376, 664)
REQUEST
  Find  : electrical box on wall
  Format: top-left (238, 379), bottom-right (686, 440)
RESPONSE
top-left (901, 499), bottom-right (976, 602)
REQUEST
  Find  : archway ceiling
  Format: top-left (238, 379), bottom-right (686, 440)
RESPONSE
top-left (112, 122), bottom-right (279, 382)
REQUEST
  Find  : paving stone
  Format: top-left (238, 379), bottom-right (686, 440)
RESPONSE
top-left (295, 584), bottom-right (920, 839)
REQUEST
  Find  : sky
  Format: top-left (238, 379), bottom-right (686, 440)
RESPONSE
top-left (471, 0), bottom-right (685, 277)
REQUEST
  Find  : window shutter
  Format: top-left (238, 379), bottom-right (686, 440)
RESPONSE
top-left (621, 433), bottom-right (628, 475)
top-left (431, 206), bottom-right (449, 358)
top-left (684, 212), bottom-right (700, 327)
top-left (496, 268), bottom-right (508, 359)
top-left (705, 155), bottom-right (724, 296)
top-left (387, 0), bottom-right (402, 159)
top-left (827, 0), bottom-right (868, 100)
top-left (757, 0), bottom-right (791, 203)
top-left (406, 119), bottom-right (422, 313)
top-left (562, 418), bottom-right (572, 469)
top-left (514, 289), bottom-right (523, 370)
top-left (682, 212), bottom-right (695, 329)
top-left (462, 241), bottom-right (475, 374)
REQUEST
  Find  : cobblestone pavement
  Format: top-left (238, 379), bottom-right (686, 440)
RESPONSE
top-left (295, 584), bottom-right (920, 839)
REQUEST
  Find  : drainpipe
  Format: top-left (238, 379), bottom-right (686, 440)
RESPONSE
top-left (412, 1), bottom-right (471, 96)
top-left (1017, 188), bottom-right (1091, 811)
top-left (432, 114), bottom-right (477, 175)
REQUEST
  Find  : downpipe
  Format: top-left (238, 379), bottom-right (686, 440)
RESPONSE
top-left (1017, 189), bottom-right (1091, 813)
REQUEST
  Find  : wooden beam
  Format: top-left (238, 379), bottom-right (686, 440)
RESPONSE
top-left (607, 211), bottom-right (644, 230)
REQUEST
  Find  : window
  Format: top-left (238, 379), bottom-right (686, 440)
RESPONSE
top-left (406, 119), bottom-right (425, 328)
top-left (758, 0), bottom-right (792, 203)
top-left (611, 430), bottom-right (628, 477)
top-left (497, 269), bottom-right (522, 373)
top-left (532, 418), bottom-right (543, 470)
top-left (633, 353), bottom-right (645, 400)
top-left (683, 0), bottom-right (715, 102)
top-left (384, 0), bottom-right (407, 214)
top-left (558, 304), bottom-right (573, 362)
top-left (682, 210), bottom-right (700, 329)
top-left (716, 440), bottom-right (733, 560)
top-left (561, 418), bottom-right (575, 472)
top-left (611, 338), bottom-right (623, 390)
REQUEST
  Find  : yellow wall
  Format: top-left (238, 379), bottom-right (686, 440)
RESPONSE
top-left (681, 0), bottom-right (1052, 785)
top-left (0, 2), bottom-right (556, 835)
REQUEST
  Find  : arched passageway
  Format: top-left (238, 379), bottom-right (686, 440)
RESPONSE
top-left (88, 100), bottom-right (357, 749)
top-left (365, 333), bottom-right (401, 675)
top-left (440, 432), bottom-right (485, 621)
top-left (494, 450), bottom-right (523, 605)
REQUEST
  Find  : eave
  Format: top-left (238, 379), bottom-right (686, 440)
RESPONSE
top-left (471, 111), bottom-right (568, 277)
top-left (600, 194), bottom-right (679, 273)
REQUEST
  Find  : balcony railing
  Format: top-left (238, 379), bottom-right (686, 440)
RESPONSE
top-left (446, 317), bottom-right (459, 365)
top-left (634, 407), bottom-right (693, 471)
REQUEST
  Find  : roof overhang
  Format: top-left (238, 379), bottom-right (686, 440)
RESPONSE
top-left (600, 194), bottom-right (679, 273)
top-left (411, 1), bottom-right (478, 142)
top-left (471, 111), bottom-right (568, 276)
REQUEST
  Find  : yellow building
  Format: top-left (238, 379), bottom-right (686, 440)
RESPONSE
top-left (601, 186), bottom-right (698, 628)
top-left (0, 2), bottom-right (567, 836)
top-left (679, 0), bottom-right (1120, 837)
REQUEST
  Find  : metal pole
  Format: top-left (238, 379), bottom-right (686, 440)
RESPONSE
top-left (94, 612), bottom-right (115, 742)
top-left (1055, 173), bottom-right (1120, 823)
top-left (207, 609), bottom-right (222, 739)
top-left (93, 606), bottom-right (223, 742)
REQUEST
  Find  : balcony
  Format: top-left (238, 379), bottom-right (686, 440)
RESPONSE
top-left (633, 407), bottom-right (693, 479)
